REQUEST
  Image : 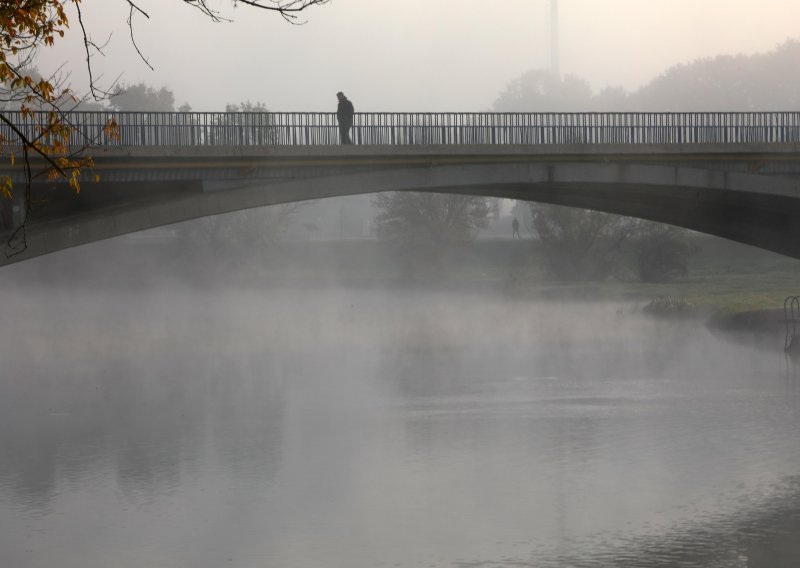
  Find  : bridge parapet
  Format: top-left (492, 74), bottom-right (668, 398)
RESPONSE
top-left (2, 111), bottom-right (800, 148)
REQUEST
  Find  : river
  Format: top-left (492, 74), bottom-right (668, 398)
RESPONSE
top-left (1, 285), bottom-right (799, 567)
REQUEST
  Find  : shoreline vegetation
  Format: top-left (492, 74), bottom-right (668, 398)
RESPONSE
top-left (3, 232), bottom-right (798, 338)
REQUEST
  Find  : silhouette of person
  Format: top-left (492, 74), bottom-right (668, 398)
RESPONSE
top-left (336, 91), bottom-right (355, 145)
top-left (512, 216), bottom-right (521, 239)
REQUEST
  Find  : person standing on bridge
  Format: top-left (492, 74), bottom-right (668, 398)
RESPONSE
top-left (336, 91), bottom-right (355, 145)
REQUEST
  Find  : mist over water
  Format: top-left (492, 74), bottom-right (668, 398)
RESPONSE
top-left (1, 253), bottom-right (800, 567)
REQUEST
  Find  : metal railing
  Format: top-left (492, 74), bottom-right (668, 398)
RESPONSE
top-left (2, 111), bottom-right (800, 147)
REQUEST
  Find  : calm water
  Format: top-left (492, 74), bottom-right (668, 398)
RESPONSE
top-left (1, 286), bottom-right (800, 567)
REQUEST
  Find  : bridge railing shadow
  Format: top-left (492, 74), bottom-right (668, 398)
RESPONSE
top-left (1, 111), bottom-right (799, 148)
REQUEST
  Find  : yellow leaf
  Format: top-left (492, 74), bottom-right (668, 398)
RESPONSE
top-left (1, 176), bottom-right (12, 200)
top-left (69, 173), bottom-right (80, 193)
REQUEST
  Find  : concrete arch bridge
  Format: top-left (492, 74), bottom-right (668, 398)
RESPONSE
top-left (1, 110), bottom-right (800, 265)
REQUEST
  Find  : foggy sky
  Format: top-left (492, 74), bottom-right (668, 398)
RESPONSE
top-left (39, 0), bottom-right (800, 111)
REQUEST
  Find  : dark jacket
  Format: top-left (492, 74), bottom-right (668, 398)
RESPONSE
top-left (337, 98), bottom-right (355, 125)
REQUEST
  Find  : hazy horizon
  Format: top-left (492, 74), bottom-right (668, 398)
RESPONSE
top-left (36, 0), bottom-right (800, 112)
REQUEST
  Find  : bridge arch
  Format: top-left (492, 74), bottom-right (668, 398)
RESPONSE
top-left (8, 161), bottom-right (800, 265)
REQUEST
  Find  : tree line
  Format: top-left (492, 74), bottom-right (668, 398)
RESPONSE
top-left (375, 40), bottom-right (800, 283)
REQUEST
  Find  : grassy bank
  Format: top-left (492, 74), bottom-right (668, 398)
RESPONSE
top-left (611, 236), bottom-right (800, 315)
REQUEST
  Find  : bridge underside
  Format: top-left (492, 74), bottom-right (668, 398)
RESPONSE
top-left (3, 159), bottom-right (800, 266)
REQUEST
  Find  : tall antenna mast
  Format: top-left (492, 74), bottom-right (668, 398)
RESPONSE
top-left (549, 0), bottom-right (560, 76)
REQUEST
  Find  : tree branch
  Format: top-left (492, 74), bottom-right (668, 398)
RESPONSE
top-left (199, 0), bottom-right (329, 23)
top-left (0, 113), bottom-right (67, 179)
top-left (126, 5), bottom-right (154, 71)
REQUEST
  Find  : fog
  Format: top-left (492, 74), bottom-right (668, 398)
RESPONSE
top-left (38, 0), bottom-right (800, 111)
top-left (2, 219), bottom-right (800, 566)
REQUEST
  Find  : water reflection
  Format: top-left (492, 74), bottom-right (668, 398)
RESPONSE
top-left (0, 289), bottom-right (799, 567)
top-left (459, 476), bottom-right (800, 568)
top-left (0, 331), bottom-right (288, 509)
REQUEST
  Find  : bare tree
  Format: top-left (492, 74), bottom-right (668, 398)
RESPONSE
top-left (529, 203), bottom-right (629, 281)
top-left (374, 192), bottom-right (498, 247)
top-left (627, 220), bottom-right (696, 283)
top-left (373, 192), bottom-right (499, 278)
